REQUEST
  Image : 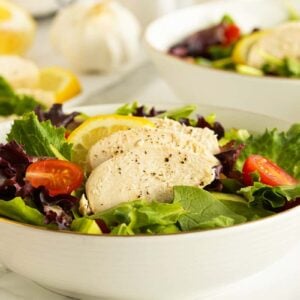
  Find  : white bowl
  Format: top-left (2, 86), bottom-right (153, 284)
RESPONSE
top-left (0, 103), bottom-right (299, 300)
top-left (145, 0), bottom-right (300, 123)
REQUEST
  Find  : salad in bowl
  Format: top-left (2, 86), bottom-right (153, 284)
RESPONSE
top-left (169, 9), bottom-right (300, 78)
top-left (0, 102), bottom-right (299, 236)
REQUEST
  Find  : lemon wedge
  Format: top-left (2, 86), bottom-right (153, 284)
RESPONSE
top-left (232, 31), bottom-right (270, 65)
top-left (38, 67), bottom-right (81, 103)
top-left (0, 0), bottom-right (35, 55)
top-left (68, 115), bottom-right (155, 167)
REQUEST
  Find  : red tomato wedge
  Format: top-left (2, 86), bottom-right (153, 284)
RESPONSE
top-left (242, 155), bottom-right (297, 187)
top-left (26, 159), bottom-right (84, 196)
top-left (223, 24), bottom-right (241, 45)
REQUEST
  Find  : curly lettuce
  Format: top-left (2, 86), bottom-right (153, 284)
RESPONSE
top-left (236, 124), bottom-right (300, 179)
top-left (7, 112), bottom-right (72, 160)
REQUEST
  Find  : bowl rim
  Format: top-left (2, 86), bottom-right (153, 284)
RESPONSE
top-left (0, 102), bottom-right (297, 239)
top-left (1, 204), bottom-right (300, 239)
top-left (144, 0), bottom-right (300, 84)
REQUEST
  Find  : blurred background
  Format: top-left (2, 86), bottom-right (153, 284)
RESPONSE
top-left (0, 0), bottom-right (212, 108)
top-left (12, 0), bottom-right (208, 23)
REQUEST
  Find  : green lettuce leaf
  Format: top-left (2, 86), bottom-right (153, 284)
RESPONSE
top-left (221, 14), bottom-right (236, 25)
top-left (90, 200), bottom-right (185, 235)
top-left (238, 182), bottom-right (300, 209)
top-left (0, 197), bottom-right (45, 226)
top-left (219, 128), bottom-right (250, 146)
top-left (236, 124), bottom-right (300, 179)
top-left (0, 76), bottom-right (42, 116)
top-left (156, 105), bottom-right (197, 120)
top-left (115, 102), bottom-right (197, 120)
top-left (145, 224), bottom-right (180, 234)
top-left (208, 45), bottom-right (234, 61)
top-left (174, 186), bottom-right (246, 231)
top-left (71, 217), bottom-right (102, 234)
top-left (111, 224), bottom-right (134, 235)
top-left (115, 101), bottom-right (139, 116)
top-left (212, 192), bottom-right (274, 220)
top-left (220, 178), bottom-right (244, 193)
top-left (7, 112), bottom-right (72, 160)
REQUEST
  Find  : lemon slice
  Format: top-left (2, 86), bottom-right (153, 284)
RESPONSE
top-left (0, 0), bottom-right (36, 55)
top-left (232, 31), bottom-right (270, 65)
top-left (68, 115), bottom-right (155, 167)
top-left (39, 67), bottom-right (81, 103)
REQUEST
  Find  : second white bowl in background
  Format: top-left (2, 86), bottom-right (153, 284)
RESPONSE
top-left (145, 0), bottom-right (300, 122)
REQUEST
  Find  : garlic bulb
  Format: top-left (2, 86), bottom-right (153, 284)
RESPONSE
top-left (50, 0), bottom-right (141, 73)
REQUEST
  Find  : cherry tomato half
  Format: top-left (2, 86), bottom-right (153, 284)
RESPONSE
top-left (223, 24), bottom-right (241, 45)
top-left (26, 159), bottom-right (84, 196)
top-left (242, 155), bottom-right (297, 187)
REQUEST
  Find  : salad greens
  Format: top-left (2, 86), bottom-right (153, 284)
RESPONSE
top-left (0, 197), bottom-right (45, 227)
top-left (7, 112), bottom-right (72, 160)
top-left (155, 105), bottom-right (197, 121)
top-left (115, 101), bottom-right (140, 116)
top-left (262, 56), bottom-right (300, 78)
top-left (116, 101), bottom-right (197, 121)
top-left (219, 128), bottom-right (250, 146)
top-left (90, 199), bottom-right (184, 235)
top-left (239, 183), bottom-right (300, 210)
top-left (236, 124), bottom-right (300, 179)
top-left (0, 77), bottom-right (43, 116)
top-left (174, 186), bottom-right (246, 231)
top-left (169, 10), bottom-right (300, 78)
top-left (0, 103), bottom-right (299, 235)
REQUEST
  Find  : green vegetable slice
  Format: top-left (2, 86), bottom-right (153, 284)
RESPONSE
top-left (71, 217), bottom-right (102, 234)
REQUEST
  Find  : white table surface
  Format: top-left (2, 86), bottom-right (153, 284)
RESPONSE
top-left (1, 12), bottom-right (300, 300)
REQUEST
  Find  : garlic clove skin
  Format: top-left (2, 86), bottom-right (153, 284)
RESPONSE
top-left (50, 0), bottom-right (141, 73)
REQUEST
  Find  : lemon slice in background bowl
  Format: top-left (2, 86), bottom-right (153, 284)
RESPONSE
top-left (0, 0), bottom-right (35, 55)
top-left (67, 115), bottom-right (155, 168)
top-left (232, 30), bottom-right (270, 65)
top-left (38, 67), bottom-right (82, 103)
